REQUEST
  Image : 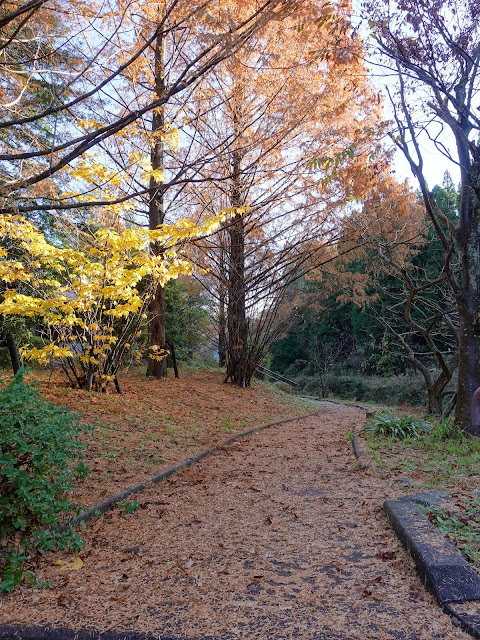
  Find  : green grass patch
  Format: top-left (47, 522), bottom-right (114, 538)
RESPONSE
top-left (364, 413), bottom-right (480, 491)
top-left (419, 499), bottom-right (480, 569)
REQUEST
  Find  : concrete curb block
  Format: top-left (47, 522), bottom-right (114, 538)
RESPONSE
top-left (0, 625), bottom-right (159, 640)
top-left (0, 624), bottom-right (197, 640)
top-left (67, 410), bottom-right (321, 528)
top-left (352, 424), bottom-right (370, 468)
top-left (384, 495), bottom-right (480, 638)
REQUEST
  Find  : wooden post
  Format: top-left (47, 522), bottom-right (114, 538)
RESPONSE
top-left (6, 332), bottom-right (20, 374)
top-left (168, 342), bottom-right (179, 379)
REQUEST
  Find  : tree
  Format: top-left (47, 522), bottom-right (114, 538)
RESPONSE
top-left (0, 0), bottom-right (303, 214)
top-left (27, 1), bottom-right (309, 380)
top-left (340, 170), bottom-right (459, 414)
top-left (164, 276), bottom-right (210, 361)
top-left (363, 0), bottom-right (480, 431)
top-left (184, 0), bottom-right (383, 387)
top-left (0, 211), bottom-right (227, 390)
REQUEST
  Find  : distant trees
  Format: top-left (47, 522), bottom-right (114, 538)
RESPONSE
top-left (270, 174), bottom-right (462, 415)
top-left (164, 277), bottom-right (210, 362)
top-left (347, 173), bottom-right (460, 415)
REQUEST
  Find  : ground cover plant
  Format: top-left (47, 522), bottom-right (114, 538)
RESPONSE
top-left (419, 499), bottom-right (480, 568)
top-left (0, 370), bottom-right (89, 593)
top-left (362, 409), bottom-right (430, 440)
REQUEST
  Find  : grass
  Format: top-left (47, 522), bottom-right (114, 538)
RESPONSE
top-left (419, 499), bottom-right (480, 568)
top-left (364, 412), bottom-right (480, 569)
top-left (365, 414), bottom-right (480, 488)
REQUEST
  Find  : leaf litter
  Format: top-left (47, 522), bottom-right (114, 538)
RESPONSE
top-left (25, 368), bottom-right (309, 507)
top-left (0, 399), bottom-right (470, 639)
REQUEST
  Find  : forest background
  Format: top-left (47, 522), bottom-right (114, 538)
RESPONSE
top-left (0, 0), bottom-right (478, 430)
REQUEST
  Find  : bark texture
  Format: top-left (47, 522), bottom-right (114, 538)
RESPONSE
top-left (147, 26), bottom-right (167, 379)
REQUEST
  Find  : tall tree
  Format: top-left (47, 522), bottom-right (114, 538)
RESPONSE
top-left (362, 0), bottom-right (480, 431)
top-left (147, 14), bottom-right (168, 377)
top-left (184, 0), bottom-right (382, 386)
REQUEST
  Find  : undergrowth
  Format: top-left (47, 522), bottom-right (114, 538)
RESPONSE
top-left (0, 370), bottom-right (90, 592)
top-left (364, 411), bottom-right (480, 490)
top-left (362, 409), bottom-right (430, 439)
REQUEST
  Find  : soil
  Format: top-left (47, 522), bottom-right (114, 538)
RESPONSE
top-left (0, 401), bottom-right (468, 639)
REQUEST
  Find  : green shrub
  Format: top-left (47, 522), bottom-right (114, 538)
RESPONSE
top-left (273, 381), bottom-right (294, 394)
top-left (0, 369), bottom-right (89, 592)
top-left (362, 409), bottom-right (430, 439)
top-left (297, 373), bottom-right (427, 406)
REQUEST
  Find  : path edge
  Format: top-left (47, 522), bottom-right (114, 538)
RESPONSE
top-left (384, 495), bottom-right (480, 639)
top-left (0, 624), bottom-right (190, 640)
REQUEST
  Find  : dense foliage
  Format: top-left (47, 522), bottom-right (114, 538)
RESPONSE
top-left (0, 370), bottom-right (89, 592)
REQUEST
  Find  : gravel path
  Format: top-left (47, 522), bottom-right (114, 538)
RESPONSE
top-left (1, 403), bottom-right (469, 639)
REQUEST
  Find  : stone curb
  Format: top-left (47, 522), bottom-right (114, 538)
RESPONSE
top-left (67, 409), bottom-right (321, 528)
top-left (298, 396), bottom-right (369, 412)
top-left (384, 494), bottom-right (480, 638)
top-left (0, 624), bottom-right (352, 640)
top-left (352, 424), bottom-right (370, 469)
top-left (0, 626), bottom-right (171, 640)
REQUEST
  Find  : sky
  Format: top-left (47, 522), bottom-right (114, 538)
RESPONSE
top-left (391, 132), bottom-right (461, 191)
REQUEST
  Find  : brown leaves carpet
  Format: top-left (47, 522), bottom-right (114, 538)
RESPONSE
top-left (1, 403), bottom-right (469, 639)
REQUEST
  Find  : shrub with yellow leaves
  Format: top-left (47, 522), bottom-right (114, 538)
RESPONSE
top-left (0, 210), bottom-right (241, 390)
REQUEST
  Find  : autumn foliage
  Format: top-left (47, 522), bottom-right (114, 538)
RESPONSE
top-left (0, 211), bottom-right (242, 389)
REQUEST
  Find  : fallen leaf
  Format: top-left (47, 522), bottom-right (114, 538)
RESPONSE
top-left (53, 557), bottom-right (84, 571)
top-left (57, 593), bottom-right (74, 607)
top-left (376, 551), bottom-right (396, 561)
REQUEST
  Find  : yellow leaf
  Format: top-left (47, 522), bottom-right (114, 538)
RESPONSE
top-left (53, 557), bottom-right (84, 571)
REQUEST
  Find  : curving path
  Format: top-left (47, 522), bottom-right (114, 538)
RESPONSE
top-left (0, 403), bottom-right (469, 639)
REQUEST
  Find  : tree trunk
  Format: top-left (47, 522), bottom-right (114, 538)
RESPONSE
top-left (455, 288), bottom-right (480, 433)
top-left (427, 387), bottom-right (443, 417)
top-left (147, 284), bottom-right (167, 377)
top-left (6, 332), bottom-right (20, 374)
top-left (218, 237), bottom-right (227, 368)
top-left (453, 133), bottom-right (480, 433)
top-left (226, 213), bottom-right (248, 387)
top-left (218, 289), bottom-right (227, 368)
top-left (225, 137), bottom-right (248, 386)
top-left (147, 25), bottom-right (167, 379)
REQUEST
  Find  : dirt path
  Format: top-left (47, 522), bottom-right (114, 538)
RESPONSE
top-left (1, 403), bottom-right (469, 639)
